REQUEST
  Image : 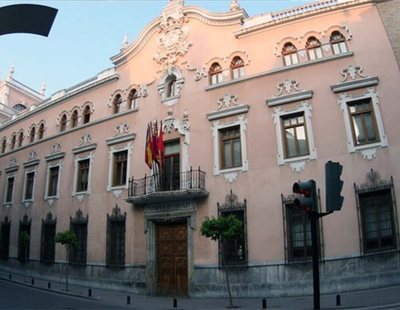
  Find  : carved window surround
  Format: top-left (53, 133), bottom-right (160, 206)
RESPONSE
top-left (272, 102), bottom-right (317, 172)
top-left (336, 88), bottom-right (387, 160)
top-left (3, 164), bottom-right (18, 208)
top-left (44, 144), bottom-right (65, 206)
top-left (22, 157), bottom-right (40, 209)
top-left (158, 67), bottom-right (185, 107)
top-left (211, 115), bottom-right (249, 182)
top-left (72, 152), bottom-right (95, 201)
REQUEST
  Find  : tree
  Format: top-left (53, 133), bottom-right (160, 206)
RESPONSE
top-left (55, 230), bottom-right (77, 291)
top-left (201, 214), bottom-right (244, 309)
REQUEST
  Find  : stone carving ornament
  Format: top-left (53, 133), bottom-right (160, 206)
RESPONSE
top-left (154, 0), bottom-right (192, 69)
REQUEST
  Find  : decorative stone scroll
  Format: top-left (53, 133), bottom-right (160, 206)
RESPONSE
top-left (154, 0), bottom-right (192, 69)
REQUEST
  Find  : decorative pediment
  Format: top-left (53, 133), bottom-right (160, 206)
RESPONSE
top-left (105, 124), bottom-right (135, 146)
top-left (71, 209), bottom-right (88, 224)
top-left (28, 151), bottom-right (37, 161)
top-left (114, 124), bottom-right (130, 137)
top-left (72, 134), bottom-right (97, 154)
top-left (354, 169), bottom-right (393, 193)
top-left (154, 1), bottom-right (192, 69)
top-left (267, 79), bottom-right (313, 107)
top-left (218, 190), bottom-right (247, 211)
top-left (108, 204), bottom-right (126, 221)
top-left (331, 64), bottom-right (379, 93)
top-left (207, 94), bottom-right (249, 121)
top-left (46, 143), bottom-right (65, 162)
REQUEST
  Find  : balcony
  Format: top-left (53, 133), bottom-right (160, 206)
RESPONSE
top-left (127, 167), bottom-right (209, 206)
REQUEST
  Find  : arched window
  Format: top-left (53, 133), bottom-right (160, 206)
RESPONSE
top-left (18, 132), bottom-right (24, 148)
top-left (60, 114), bottom-right (67, 132)
top-left (83, 105), bottom-right (91, 124)
top-left (209, 62), bottom-right (223, 85)
top-left (71, 110), bottom-right (78, 128)
top-left (29, 127), bottom-right (36, 143)
top-left (127, 89), bottom-right (138, 109)
top-left (38, 123), bottom-right (45, 139)
top-left (230, 56), bottom-right (245, 80)
top-left (306, 36), bottom-right (323, 60)
top-left (165, 75), bottom-right (177, 98)
top-left (11, 135), bottom-right (16, 150)
top-left (1, 138), bottom-right (6, 153)
top-left (113, 94), bottom-right (122, 114)
top-left (330, 31), bottom-right (347, 55)
top-left (282, 42), bottom-right (299, 66)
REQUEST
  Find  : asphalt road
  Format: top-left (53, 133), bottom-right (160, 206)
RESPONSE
top-left (0, 280), bottom-right (127, 310)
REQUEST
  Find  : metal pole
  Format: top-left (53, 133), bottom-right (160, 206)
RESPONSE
top-left (310, 211), bottom-right (320, 310)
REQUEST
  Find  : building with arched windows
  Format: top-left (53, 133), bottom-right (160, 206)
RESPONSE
top-left (0, 0), bottom-right (400, 298)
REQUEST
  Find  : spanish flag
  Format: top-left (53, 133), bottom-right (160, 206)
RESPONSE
top-left (145, 124), bottom-right (153, 169)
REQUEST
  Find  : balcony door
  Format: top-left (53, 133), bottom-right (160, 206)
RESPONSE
top-left (163, 140), bottom-right (180, 191)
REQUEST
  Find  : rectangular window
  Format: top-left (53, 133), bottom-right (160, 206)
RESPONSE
top-left (284, 53), bottom-right (299, 66)
top-left (332, 42), bottom-right (347, 55)
top-left (112, 150), bottom-right (128, 187)
top-left (232, 67), bottom-right (245, 80)
top-left (5, 177), bottom-right (14, 203)
top-left (76, 159), bottom-right (90, 193)
top-left (219, 126), bottom-right (242, 170)
top-left (47, 166), bottom-right (59, 197)
top-left (220, 210), bottom-right (247, 266)
top-left (24, 172), bottom-right (35, 200)
top-left (348, 98), bottom-right (379, 146)
top-left (308, 47), bottom-right (323, 60)
top-left (360, 189), bottom-right (396, 252)
top-left (106, 219), bottom-right (126, 267)
top-left (282, 113), bottom-right (309, 158)
top-left (287, 204), bottom-right (312, 261)
top-left (40, 222), bottom-right (56, 263)
top-left (70, 222), bottom-right (88, 265)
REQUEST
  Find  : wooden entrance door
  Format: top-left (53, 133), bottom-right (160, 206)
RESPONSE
top-left (156, 222), bottom-right (188, 296)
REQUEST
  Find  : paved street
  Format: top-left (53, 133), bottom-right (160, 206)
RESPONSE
top-left (1, 270), bottom-right (400, 309)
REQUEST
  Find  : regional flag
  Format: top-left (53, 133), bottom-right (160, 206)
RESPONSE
top-left (145, 124), bottom-right (153, 169)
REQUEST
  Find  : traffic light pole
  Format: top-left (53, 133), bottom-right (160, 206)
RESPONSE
top-left (310, 211), bottom-right (320, 310)
top-left (309, 210), bottom-right (332, 310)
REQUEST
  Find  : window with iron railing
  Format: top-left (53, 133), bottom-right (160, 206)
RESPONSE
top-left (0, 217), bottom-right (11, 259)
top-left (106, 207), bottom-right (126, 267)
top-left (70, 210), bottom-right (88, 265)
top-left (40, 213), bottom-right (56, 264)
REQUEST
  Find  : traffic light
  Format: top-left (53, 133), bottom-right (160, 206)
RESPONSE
top-left (325, 161), bottom-right (344, 212)
top-left (292, 180), bottom-right (318, 213)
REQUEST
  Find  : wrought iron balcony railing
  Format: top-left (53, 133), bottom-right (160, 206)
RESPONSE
top-left (127, 167), bottom-right (208, 205)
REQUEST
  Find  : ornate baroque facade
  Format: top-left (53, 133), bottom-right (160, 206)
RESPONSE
top-left (1, 0), bottom-right (400, 297)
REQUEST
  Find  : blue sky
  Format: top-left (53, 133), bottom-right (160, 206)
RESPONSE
top-left (0, 0), bottom-right (310, 96)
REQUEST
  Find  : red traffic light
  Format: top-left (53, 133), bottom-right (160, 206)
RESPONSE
top-left (292, 180), bottom-right (318, 213)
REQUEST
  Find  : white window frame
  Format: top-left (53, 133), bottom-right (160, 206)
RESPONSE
top-left (211, 115), bottom-right (248, 182)
top-left (45, 162), bottom-right (62, 201)
top-left (72, 153), bottom-right (94, 198)
top-left (3, 174), bottom-right (16, 207)
top-left (272, 102), bottom-right (317, 172)
top-left (22, 170), bottom-right (37, 203)
top-left (338, 88), bottom-right (388, 160)
top-left (107, 143), bottom-right (133, 193)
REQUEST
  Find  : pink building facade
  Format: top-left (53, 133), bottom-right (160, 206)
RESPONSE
top-left (0, 0), bottom-right (400, 297)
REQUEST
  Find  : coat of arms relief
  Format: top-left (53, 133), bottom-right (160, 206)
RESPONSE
top-left (154, 0), bottom-right (192, 69)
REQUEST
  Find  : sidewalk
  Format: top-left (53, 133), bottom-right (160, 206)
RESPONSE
top-left (1, 270), bottom-right (400, 309)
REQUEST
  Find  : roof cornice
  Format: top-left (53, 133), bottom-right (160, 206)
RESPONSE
top-left (234, 0), bottom-right (375, 38)
top-left (110, 6), bottom-right (246, 67)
